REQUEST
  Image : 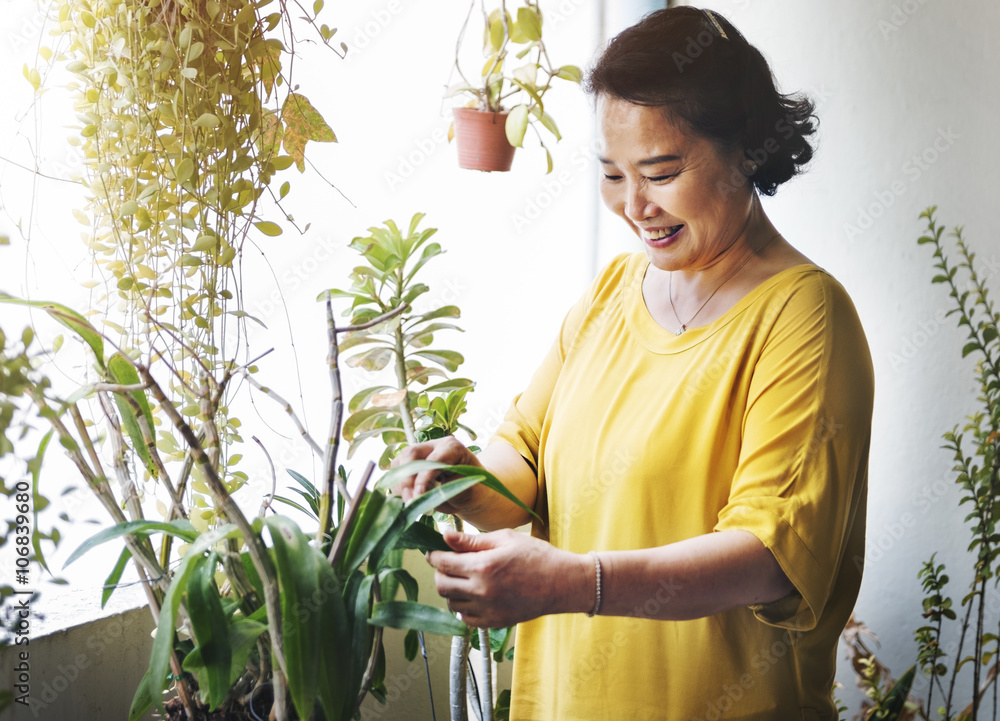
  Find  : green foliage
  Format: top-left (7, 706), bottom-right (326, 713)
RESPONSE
top-left (853, 208), bottom-right (1000, 721)
top-left (327, 214), bottom-right (477, 468)
top-left (446, 0), bottom-right (582, 172)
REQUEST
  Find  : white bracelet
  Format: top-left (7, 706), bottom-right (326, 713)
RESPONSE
top-left (587, 551), bottom-right (603, 617)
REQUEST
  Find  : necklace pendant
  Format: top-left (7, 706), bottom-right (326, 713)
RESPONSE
top-left (674, 325), bottom-right (685, 336)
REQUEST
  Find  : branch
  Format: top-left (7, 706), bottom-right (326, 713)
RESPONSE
top-left (254, 436), bottom-right (278, 518)
top-left (327, 462), bottom-right (375, 568)
top-left (32, 394), bottom-right (168, 590)
top-left (318, 293), bottom-right (351, 542)
top-left (240, 369), bottom-right (323, 458)
top-left (337, 302), bottom-right (409, 333)
top-left (140, 365), bottom-right (289, 689)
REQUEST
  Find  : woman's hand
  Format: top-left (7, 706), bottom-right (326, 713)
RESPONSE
top-left (427, 528), bottom-right (593, 628)
top-left (389, 436), bottom-right (482, 514)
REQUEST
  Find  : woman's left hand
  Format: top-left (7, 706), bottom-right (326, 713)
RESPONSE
top-left (427, 528), bottom-right (592, 628)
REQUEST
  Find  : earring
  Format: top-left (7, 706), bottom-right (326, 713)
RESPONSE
top-left (742, 160), bottom-right (758, 175)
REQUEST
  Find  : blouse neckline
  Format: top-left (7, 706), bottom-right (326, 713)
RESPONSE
top-left (623, 253), bottom-right (824, 354)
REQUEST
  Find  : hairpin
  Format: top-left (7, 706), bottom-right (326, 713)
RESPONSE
top-left (703, 9), bottom-right (729, 40)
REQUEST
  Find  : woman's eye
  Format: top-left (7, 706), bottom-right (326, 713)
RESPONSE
top-left (602, 173), bottom-right (623, 181)
top-left (648, 174), bottom-right (677, 183)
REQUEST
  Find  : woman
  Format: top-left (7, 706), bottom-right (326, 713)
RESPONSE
top-left (394, 7), bottom-right (873, 720)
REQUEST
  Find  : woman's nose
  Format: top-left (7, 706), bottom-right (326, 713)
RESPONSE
top-left (624, 182), bottom-right (655, 222)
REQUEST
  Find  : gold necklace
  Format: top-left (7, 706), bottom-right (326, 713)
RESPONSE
top-left (667, 233), bottom-right (779, 336)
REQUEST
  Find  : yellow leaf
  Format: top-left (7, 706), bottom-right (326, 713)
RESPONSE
top-left (281, 93), bottom-right (336, 172)
top-left (254, 221), bottom-right (282, 237)
top-left (371, 389), bottom-right (407, 408)
top-left (193, 113), bottom-right (219, 129)
top-left (192, 235), bottom-right (218, 252)
top-left (517, 7), bottom-right (542, 41)
top-left (175, 158), bottom-right (194, 183)
top-left (22, 65), bottom-right (41, 92)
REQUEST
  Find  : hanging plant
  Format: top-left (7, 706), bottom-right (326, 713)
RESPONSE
top-left (445, 0), bottom-right (582, 173)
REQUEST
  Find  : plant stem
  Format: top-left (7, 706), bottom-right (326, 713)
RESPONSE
top-left (478, 628), bottom-right (493, 721)
top-left (450, 630), bottom-right (471, 721)
top-left (318, 293), bottom-right (349, 543)
top-left (141, 366), bottom-right (289, 720)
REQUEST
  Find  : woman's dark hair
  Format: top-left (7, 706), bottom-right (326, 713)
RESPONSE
top-left (584, 7), bottom-right (816, 196)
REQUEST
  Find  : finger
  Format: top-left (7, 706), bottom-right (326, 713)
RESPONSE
top-left (412, 468), bottom-right (441, 497)
top-left (435, 569), bottom-right (474, 600)
top-left (442, 529), bottom-right (502, 553)
top-left (427, 550), bottom-right (474, 579)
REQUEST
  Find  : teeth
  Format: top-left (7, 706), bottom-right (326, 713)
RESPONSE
top-left (644, 225), bottom-right (682, 240)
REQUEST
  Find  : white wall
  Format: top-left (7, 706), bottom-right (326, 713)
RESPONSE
top-left (692, 0), bottom-right (1000, 713)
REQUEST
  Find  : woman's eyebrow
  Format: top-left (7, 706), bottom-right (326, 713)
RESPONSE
top-left (597, 154), bottom-right (682, 165)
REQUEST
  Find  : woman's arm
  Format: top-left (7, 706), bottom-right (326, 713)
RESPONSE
top-left (391, 437), bottom-right (538, 531)
top-left (427, 527), bottom-right (794, 628)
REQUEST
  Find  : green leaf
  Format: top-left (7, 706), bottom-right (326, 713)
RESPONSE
top-left (411, 305), bottom-right (461, 324)
top-left (0, 294), bottom-right (105, 369)
top-left (343, 406), bottom-right (394, 441)
top-left (64, 519), bottom-right (199, 568)
top-left (516, 6), bottom-right (542, 41)
top-left (29, 430), bottom-right (54, 573)
top-left (962, 341), bottom-right (980, 358)
top-left (148, 525), bottom-right (239, 715)
top-left (127, 666), bottom-right (155, 721)
top-left (423, 378), bottom-right (474, 393)
top-left (286, 468), bottom-right (320, 500)
top-left (505, 105), bottom-right (530, 148)
top-left (265, 516), bottom-right (323, 720)
top-left (380, 567), bottom-right (419, 602)
top-left (413, 349), bottom-right (464, 373)
top-left (101, 546), bottom-right (132, 609)
top-left (495, 688), bottom-right (511, 721)
top-left (370, 601), bottom-right (467, 636)
top-left (882, 664), bottom-right (915, 716)
top-left (348, 385), bottom-right (394, 413)
top-left (108, 352), bottom-right (157, 479)
top-left (282, 92), bottom-right (337, 172)
top-left (394, 520), bottom-right (450, 553)
top-left (343, 572), bottom-right (376, 710)
top-left (554, 64), bottom-right (583, 83)
top-left (316, 560), bottom-right (351, 721)
top-left (193, 113), bottom-right (220, 129)
top-left (255, 220), bottom-right (283, 237)
top-left (186, 553), bottom-right (231, 709)
top-left (183, 617), bottom-right (267, 690)
top-left (530, 106), bottom-right (561, 140)
top-left (340, 492), bottom-right (403, 575)
top-left (376, 461), bottom-right (539, 521)
top-left (347, 346), bottom-right (394, 372)
top-left (404, 629), bottom-right (419, 662)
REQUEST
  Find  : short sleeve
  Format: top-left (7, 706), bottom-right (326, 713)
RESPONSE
top-left (714, 274), bottom-right (873, 631)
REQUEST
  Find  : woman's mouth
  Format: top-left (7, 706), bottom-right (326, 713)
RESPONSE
top-left (641, 224), bottom-right (684, 246)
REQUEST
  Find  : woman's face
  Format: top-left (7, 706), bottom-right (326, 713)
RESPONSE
top-left (597, 97), bottom-right (755, 272)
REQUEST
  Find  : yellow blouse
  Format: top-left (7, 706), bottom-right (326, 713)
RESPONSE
top-left (492, 252), bottom-right (873, 720)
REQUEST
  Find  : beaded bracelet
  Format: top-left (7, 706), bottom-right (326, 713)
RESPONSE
top-left (586, 551), bottom-right (603, 617)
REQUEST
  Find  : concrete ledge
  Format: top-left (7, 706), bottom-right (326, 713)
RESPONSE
top-left (1, 605), bottom-right (155, 721)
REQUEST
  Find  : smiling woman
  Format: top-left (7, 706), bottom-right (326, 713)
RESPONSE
top-left (391, 7), bottom-right (873, 721)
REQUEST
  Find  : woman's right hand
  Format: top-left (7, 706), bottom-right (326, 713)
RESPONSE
top-left (390, 436), bottom-right (483, 515)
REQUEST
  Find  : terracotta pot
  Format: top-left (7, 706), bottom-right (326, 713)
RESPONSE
top-left (452, 107), bottom-right (517, 172)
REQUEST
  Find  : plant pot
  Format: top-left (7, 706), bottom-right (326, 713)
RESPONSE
top-left (452, 107), bottom-right (517, 172)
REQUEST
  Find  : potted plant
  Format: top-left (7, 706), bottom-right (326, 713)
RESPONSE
top-left (446, 0), bottom-right (582, 173)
